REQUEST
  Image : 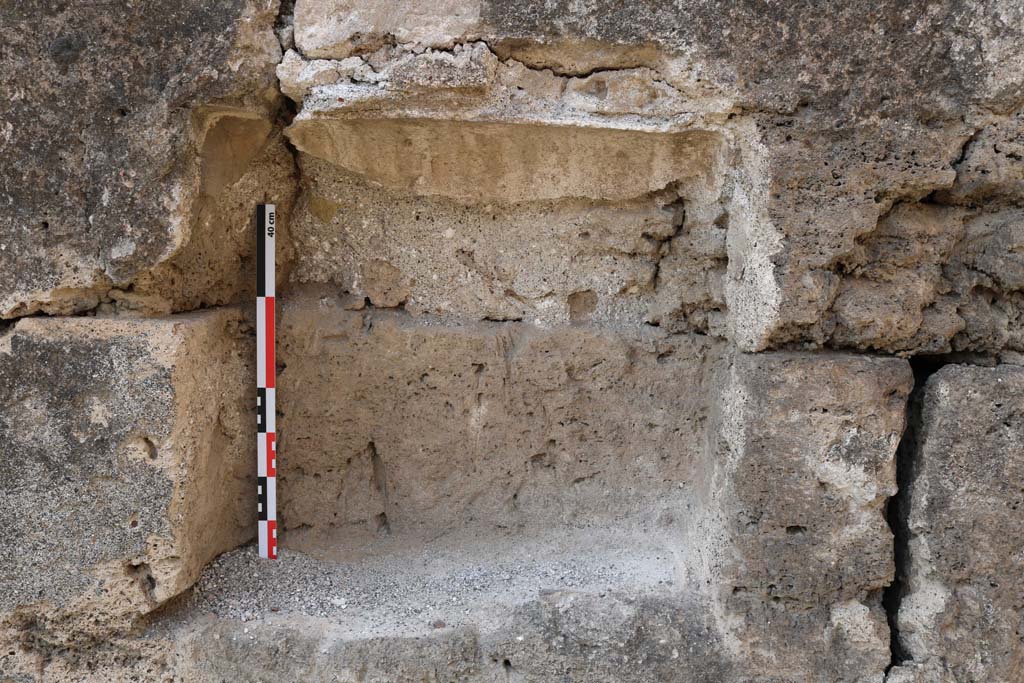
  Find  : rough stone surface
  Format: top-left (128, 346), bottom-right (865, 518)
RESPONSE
top-left (293, 0), bottom-right (1024, 118)
top-left (0, 332), bottom-right (907, 682)
top-left (695, 352), bottom-right (912, 682)
top-left (173, 589), bottom-right (730, 683)
top-left (275, 287), bottom-right (720, 539)
top-left (818, 203), bottom-right (1024, 356)
top-left (0, 310), bottom-right (253, 656)
top-left (164, 530), bottom-right (720, 682)
top-left (279, 4), bottom-right (1024, 354)
top-left (939, 110), bottom-right (1024, 207)
top-left (888, 365), bottom-right (1024, 683)
top-left (290, 120), bottom-right (721, 204)
top-left (290, 156), bottom-right (727, 330)
top-left (3, 1), bottom-right (1024, 681)
top-left (136, 290), bottom-right (907, 683)
top-left (0, 0), bottom-right (296, 319)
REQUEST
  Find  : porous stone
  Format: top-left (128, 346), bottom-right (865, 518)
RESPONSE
top-left (0, 310), bottom-right (253, 654)
top-left (888, 365), bottom-right (1024, 683)
top-left (0, 0), bottom-right (296, 319)
top-left (821, 204), bottom-right (1024, 356)
top-left (280, 4), bottom-right (1024, 354)
top-left (24, 320), bottom-right (909, 683)
top-left (721, 118), bottom-right (973, 351)
top-left (289, 155), bottom-right (727, 331)
top-left (695, 351), bottom-right (912, 682)
top-left (5, 1), bottom-right (1024, 680)
top-left (161, 289), bottom-right (910, 683)
top-left (939, 110), bottom-right (1024, 207)
top-left (294, 0), bottom-right (482, 59)
top-left (288, 119), bottom-right (724, 204)
top-left (293, 0), bottom-right (1024, 118)
top-left (274, 286), bottom-right (722, 539)
top-left (173, 590), bottom-right (731, 683)
top-left (744, 115), bottom-right (1024, 355)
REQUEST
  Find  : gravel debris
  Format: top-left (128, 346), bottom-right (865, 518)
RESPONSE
top-left (173, 526), bottom-right (680, 639)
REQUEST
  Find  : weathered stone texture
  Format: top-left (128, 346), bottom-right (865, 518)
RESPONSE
top-left (939, 110), bottom-right (1024, 207)
top-left (0, 0), bottom-right (296, 319)
top-left (294, 0), bottom-right (1024, 117)
top-left (0, 310), bottom-right (252, 652)
top-left (279, 3), bottom-right (1024, 354)
top-left (289, 154), bottom-right (727, 330)
top-left (289, 120), bottom-right (720, 204)
top-left (176, 592), bottom-right (731, 683)
top-left (753, 112), bottom-right (1024, 355)
top-left (888, 365), bottom-right (1024, 683)
top-left (819, 204), bottom-right (1024, 356)
top-left (697, 352), bottom-right (912, 682)
top-left (3, 0), bottom-right (1024, 680)
top-left (275, 287), bottom-right (721, 538)
top-left (157, 289), bottom-right (909, 683)
top-left (89, 331), bottom-right (909, 683)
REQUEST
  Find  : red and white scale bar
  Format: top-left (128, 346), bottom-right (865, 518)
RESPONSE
top-left (256, 204), bottom-right (277, 559)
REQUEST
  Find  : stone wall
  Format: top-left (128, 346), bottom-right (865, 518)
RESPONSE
top-left (1, 1), bottom-right (1022, 681)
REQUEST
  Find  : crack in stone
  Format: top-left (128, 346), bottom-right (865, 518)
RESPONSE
top-left (883, 355), bottom-right (948, 673)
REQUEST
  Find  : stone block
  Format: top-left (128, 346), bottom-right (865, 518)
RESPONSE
top-left (889, 365), bottom-right (1024, 682)
top-left (289, 155), bottom-right (727, 332)
top-left (697, 351), bottom-right (913, 681)
top-left (275, 287), bottom-right (722, 539)
top-left (0, 310), bottom-right (252, 647)
top-left (0, 1), bottom-right (296, 318)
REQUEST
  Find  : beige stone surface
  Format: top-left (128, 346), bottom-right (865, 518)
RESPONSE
top-left (0, 0), bottom-right (295, 320)
top-left (17, 308), bottom-right (907, 683)
top-left (888, 365), bottom-right (1024, 683)
top-left (4, 0), bottom-right (1024, 680)
top-left (0, 310), bottom-right (253, 653)
top-left (274, 287), bottom-right (721, 539)
top-left (278, 35), bottom-right (1024, 356)
top-left (939, 110), bottom-right (1024, 206)
top-left (745, 114), bottom-right (1024, 355)
top-left (288, 119), bottom-right (723, 204)
top-left (696, 351), bottom-right (912, 682)
top-left (289, 155), bottom-right (727, 331)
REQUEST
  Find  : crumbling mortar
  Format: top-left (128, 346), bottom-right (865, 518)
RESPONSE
top-left (288, 37), bottom-right (690, 103)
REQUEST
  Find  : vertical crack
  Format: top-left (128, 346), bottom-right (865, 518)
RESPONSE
top-left (648, 193), bottom-right (686, 292)
top-left (274, 0), bottom-right (296, 53)
top-left (883, 355), bottom-right (944, 672)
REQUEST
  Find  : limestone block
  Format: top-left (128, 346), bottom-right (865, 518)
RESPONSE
top-left (275, 287), bottom-right (722, 539)
top-left (175, 593), bottom-right (730, 683)
top-left (889, 365), bottom-right (1024, 683)
top-left (697, 351), bottom-right (913, 682)
top-left (213, 292), bottom-right (912, 683)
top-left (727, 120), bottom-right (965, 351)
top-left (287, 119), bottom-right (723, 204)
top-left (293, 0), bottom-right (1024, 117)
top-left (282, 6), bottom-right (1024, 355)
top-left (768, 201), bottom-right (1024, 356)
top-left (289, 155), bottom-right (727, 331)
top-left (734, 120), bottom-right (1024, 356)
top-left (0, 1), bottom-right (295, 318)
top-left (0, 310), bottom-right (253, 647)
top-left (279, 40), bottom-right (1023, 357)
